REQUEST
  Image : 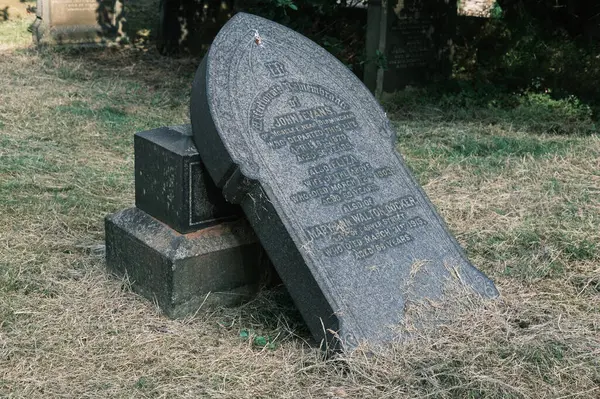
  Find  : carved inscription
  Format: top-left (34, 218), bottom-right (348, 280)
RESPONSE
top-left (264, 61), bottom-right (288, 78)
top-left (291, 155), bottom-right (394, 205)
top-left (388, 18), bottom-right (434, 69)
top-left (305, 196), bottom-right (427, 260)
top-left (288, 96), bottom-right (301, 108)
top-left (51, 0), bottom-right (98, 26)
top-left (251, 83), bottom-right (357, 163)
top-left (247, 65), bottom-right (430, 260)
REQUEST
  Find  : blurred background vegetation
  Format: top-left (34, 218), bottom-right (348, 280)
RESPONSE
top-left (148, 0), bottom-right (599, 125)
top-left (4, 0), bottom-right (596, 128)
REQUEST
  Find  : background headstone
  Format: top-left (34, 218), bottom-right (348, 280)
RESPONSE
top-left (191, 13), bottom-right (497, 350)
top-left (364, 0), bottom-right (457, 95)
top-left (32, 0), bottom-right (124, 44)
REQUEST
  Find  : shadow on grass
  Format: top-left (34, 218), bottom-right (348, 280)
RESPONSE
top-left (219, 285), bottom-right (314, 349)
top-left (20, 45), bottom-right (201, 152)
top-left (32, 44), bottom-right (200, 87)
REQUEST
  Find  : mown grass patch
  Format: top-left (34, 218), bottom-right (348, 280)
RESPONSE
top-left (397, 126), bottom-right (579, 184)
top-left (474, 227), bottom-right (598, 281)
top-left (446, 135), bottom-right (569, 158)
top-left (1, 31), bottom-right (599, 398)
top-left (386, 86), bottom-right (597, 135)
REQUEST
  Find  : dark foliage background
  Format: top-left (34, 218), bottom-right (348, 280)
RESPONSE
top-left (454, 1), bottom-right (600, 106)
top-left (153, 0), bottom-right (598, 122)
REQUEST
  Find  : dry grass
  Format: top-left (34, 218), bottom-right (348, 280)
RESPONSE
top-left (0, 3), bottom-right (33, 52)
top-left (1, 22), bottom-right (599, 398)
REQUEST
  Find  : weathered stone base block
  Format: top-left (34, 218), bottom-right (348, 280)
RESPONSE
top-left (105, 207), bottom-right (270, 318)
top-left (32, 22), bottom-right (102, 45)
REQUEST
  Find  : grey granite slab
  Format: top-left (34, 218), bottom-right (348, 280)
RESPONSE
top-left (190, 13), bottom-right (497, 350)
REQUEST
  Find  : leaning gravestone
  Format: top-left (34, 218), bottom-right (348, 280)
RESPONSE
top-left (364, 0), bottom-right (456, 95)
top-left (191, 13), bottom-right (497, 350)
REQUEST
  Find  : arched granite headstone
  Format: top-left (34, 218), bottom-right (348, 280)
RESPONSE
top-left (190, 13), bottom-right (497, 350)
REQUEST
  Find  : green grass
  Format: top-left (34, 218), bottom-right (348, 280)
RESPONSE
top-left (0, 26), bottom-right (599, 398)
top-left (387, 86), bottom-right (597, 135)
top-left (446, 135), bottom-right (569, 157)
top-left (0, 18), bottom-right (32, 49)
top-left (397, 131), bottom-right (579, 184)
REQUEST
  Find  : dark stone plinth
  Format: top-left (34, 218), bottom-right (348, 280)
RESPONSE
top-left (105, 207), bottom-right (271, 318)
top-left (364, 0), bottom-right (456, 95)
top-left (135, 125), bottom-right (240, 234)
top-left (190, 13), bottom-right (497, 350)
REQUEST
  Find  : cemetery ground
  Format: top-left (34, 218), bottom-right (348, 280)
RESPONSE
top-left (1, 21), bottom-right (599, 399)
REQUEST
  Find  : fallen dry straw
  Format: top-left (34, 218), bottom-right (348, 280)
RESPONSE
top-left (0, 31), bottom-right (599, 398)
